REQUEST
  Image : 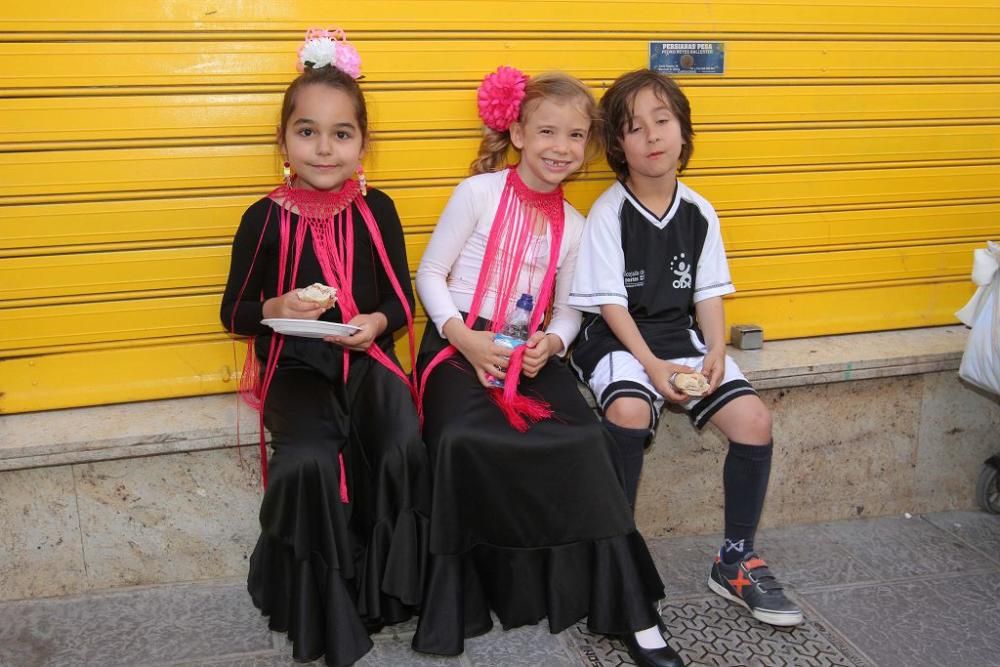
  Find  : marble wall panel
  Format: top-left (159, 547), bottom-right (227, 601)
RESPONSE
top-left (0, 466), bottom-right (86, 601)
top-left (636, 375), bottom-right (924, 537)
top-left (637, 414), bottom-right (727, 537)
top-left (74, 447), bottom-right (262, 590)
top-left (763, 375), bottom-right (923, 525)
top-left (916, 371), bottom-right (1000, 509)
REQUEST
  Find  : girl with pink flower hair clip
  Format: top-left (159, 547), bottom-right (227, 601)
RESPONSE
top-left (412, 66), bottom-right (678, 666)
top-left (221, 27), bottom-right (429, 667)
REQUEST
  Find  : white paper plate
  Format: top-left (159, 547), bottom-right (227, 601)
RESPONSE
top-left (261, 318), bottom-right (362, 339)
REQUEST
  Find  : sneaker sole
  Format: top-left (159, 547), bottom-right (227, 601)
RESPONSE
top-left (707, 577), bottom-right (804, 627)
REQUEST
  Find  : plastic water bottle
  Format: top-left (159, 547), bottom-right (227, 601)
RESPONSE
top-left (487, 293), bottom-right (533, 388)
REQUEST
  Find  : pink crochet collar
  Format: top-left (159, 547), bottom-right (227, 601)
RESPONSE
top-left (507, 166), bottom-right (565, 222)
top-left (269, 179), bottom-right (361, 219)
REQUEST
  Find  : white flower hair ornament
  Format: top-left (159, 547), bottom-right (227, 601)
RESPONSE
top-left (297, 28), bottom-right (362, 79)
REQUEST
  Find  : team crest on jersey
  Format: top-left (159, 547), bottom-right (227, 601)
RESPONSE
top-left (671, 253), bottom-right (692, 289)
top-left (624, 269), bottom-right (646, 288)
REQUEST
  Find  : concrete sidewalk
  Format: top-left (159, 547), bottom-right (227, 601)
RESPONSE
top-left (2, 510), bottom-right (998, 667)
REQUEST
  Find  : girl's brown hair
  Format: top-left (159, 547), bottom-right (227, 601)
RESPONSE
top-left (471, 72), bottom-right (603, 175)
top-left (277, 66), bottom-right (369, 148)
top-left (601, 69), bottom-right (694, 181)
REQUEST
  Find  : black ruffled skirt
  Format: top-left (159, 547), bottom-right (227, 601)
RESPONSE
top-left (412, 325), bottom-right (664, 656)
top-left (248, 353), bottom-right (429, 667)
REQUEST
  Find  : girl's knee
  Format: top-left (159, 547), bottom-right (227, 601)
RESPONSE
top-left (605, 397), bottom-right (653, 430)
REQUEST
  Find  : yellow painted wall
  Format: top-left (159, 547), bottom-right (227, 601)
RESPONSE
top-left (1, 1), bottom-right (998, 412)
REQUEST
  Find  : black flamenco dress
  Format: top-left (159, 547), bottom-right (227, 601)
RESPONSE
top-left (412, 324), bottom-right (664, 655)
top-left (220, 188), bottom-right (429, 667)
top-left (411, 171), bottom-right (664, 655)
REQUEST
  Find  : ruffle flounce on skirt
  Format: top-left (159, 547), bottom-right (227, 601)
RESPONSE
top-left (412, 530), bottom-right (664, 656)
top-left (247, 360), bottom-right (429, 667)
top-left (248, 456), bottom-right (429, 666)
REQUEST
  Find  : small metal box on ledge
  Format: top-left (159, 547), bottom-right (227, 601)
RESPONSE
top-left (731, 324), bottom-right (764, 350)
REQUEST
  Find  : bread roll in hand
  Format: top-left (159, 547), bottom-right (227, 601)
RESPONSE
top-left (672, 371), bottom-right (710, 397)
top-left (298, 283), bottom-right (337, 309)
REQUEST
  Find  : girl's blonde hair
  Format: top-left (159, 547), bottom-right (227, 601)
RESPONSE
top-left (471, 72), bottom-right (602, 175)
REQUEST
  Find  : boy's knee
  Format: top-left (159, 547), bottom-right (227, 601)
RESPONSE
top-left (605, 397), bottom-right (653, 430)
top-left (747, 403), bottom-right (772, 443)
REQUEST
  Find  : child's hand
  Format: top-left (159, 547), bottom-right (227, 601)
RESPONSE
top-left (701, 348), bottom-right (726, 395)
top-left (448, 324), bottom-right (512, 388)
top-left (521, 332), bottom-right (560, 378)
top-left (645, 358), bottom-right (698, 403)
top-left (324, 313), bottom-right (387, 352)
top-left (262, 290), bottom-right (327, 320)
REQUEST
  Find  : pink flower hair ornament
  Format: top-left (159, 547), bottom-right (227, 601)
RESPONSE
top-left (477, 66), bottom-right (528, 132)
top-left (297, 27), bottom-right (362, 79)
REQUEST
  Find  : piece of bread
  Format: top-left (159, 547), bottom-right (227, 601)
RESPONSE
top-left (298, 282), bottom-right (337, 307)
top-left (673, 371), bottom-right (710, 397)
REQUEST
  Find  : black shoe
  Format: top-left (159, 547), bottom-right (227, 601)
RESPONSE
top-left (709, 551), bottom-right (803, 626)
top-left (621, 630), bottom-right (685, 667)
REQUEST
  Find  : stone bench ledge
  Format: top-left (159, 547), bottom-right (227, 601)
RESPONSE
top-left (0, 325), bottom-right (969, 472)
top-left (0, 395), bottom-right (261, 473)
top-left (731, 325), bottom-right (967, 390)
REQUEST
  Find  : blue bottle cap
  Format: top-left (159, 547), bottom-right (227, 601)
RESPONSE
top-left (516, 293), bottom-right (534, 311)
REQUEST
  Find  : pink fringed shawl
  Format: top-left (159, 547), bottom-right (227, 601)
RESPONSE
top-left (418, 168), bottom-right (565, 432)
top-left (233, 179), bottom-right (416, 499)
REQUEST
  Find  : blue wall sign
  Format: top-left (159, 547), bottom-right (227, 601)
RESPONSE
top-left (649, 41), bottom-right (725, 75)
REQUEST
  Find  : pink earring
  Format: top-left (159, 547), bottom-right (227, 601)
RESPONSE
top-left (356, 165), bottom-right (367, 196)
top-left (282, 161), bottom-right (292, 187)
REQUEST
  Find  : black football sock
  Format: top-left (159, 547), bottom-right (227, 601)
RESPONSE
top-left (721, 440), bottom-right (773, 564)
top-left (602, 418), bottom-right (651, 512)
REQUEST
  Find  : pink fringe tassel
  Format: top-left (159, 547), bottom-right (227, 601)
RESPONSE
top-left (418, 168), bottom-right (564, 431)
top-left (488, 388), bottom-right (554, 432)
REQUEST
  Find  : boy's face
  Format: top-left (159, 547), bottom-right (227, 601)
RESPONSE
top-left (620, 86), bottom-right (684, 183)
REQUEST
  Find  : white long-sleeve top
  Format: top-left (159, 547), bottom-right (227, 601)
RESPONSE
top-left (415, 169), bottom-right (585, 355)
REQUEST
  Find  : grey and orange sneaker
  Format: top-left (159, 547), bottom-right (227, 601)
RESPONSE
top-left (708, 552), bottom-right (803, 626)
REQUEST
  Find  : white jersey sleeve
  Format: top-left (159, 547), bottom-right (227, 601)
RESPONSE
top-left (689, 190), bottom-right (735, 303)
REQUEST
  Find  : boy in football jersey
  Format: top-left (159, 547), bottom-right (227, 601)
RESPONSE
top-left (569, 69), bottom-right (802, 627)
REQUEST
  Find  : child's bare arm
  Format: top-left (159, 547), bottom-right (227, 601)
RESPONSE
top-left (694, 296), bottom-right (726, 392)
top-left (600, 304), bottom-right (692, 402)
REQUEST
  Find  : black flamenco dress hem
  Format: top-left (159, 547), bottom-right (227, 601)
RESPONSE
top-left (413, 322), bottom-right (666, 657)
top-left (411, 530), bottom-right (665, 657)
top-left (247, 358), bottom-right (430, 667)
top-left (248, 498), bottom-right (430, 667)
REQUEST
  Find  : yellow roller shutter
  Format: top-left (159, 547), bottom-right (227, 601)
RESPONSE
top-left (1, 1), bottom-right (998, 413)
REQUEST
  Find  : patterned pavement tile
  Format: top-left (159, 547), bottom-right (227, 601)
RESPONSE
top-left (802, 573), bottom-right (1000, 667)
top-left (563, 596), bottom-right (872, 667)
top-left (360, 636), bottom-right (467, 667)
top-left (752, 523), bottom-right (881, 590)
top-left (463, 621), bottom-right (582, 667)
top-left (187, 635), bottom-right (461, 667)
top-left (0, 580), bottom-right (271, 667)
top-left (373, 615), bottom-right (420, 642)
top-left (922, 510), bottom-right (1000, 566)
top-left (647, 533), bottom-right (723, 597)
top-left (6, 512), bottom-right (998, 667)
top-left (182, 652), bottom-right (315, 666)
top-left (646, 522), bottom-right (883, 599)
top-left (818, 515), bottom-right (995, 580)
